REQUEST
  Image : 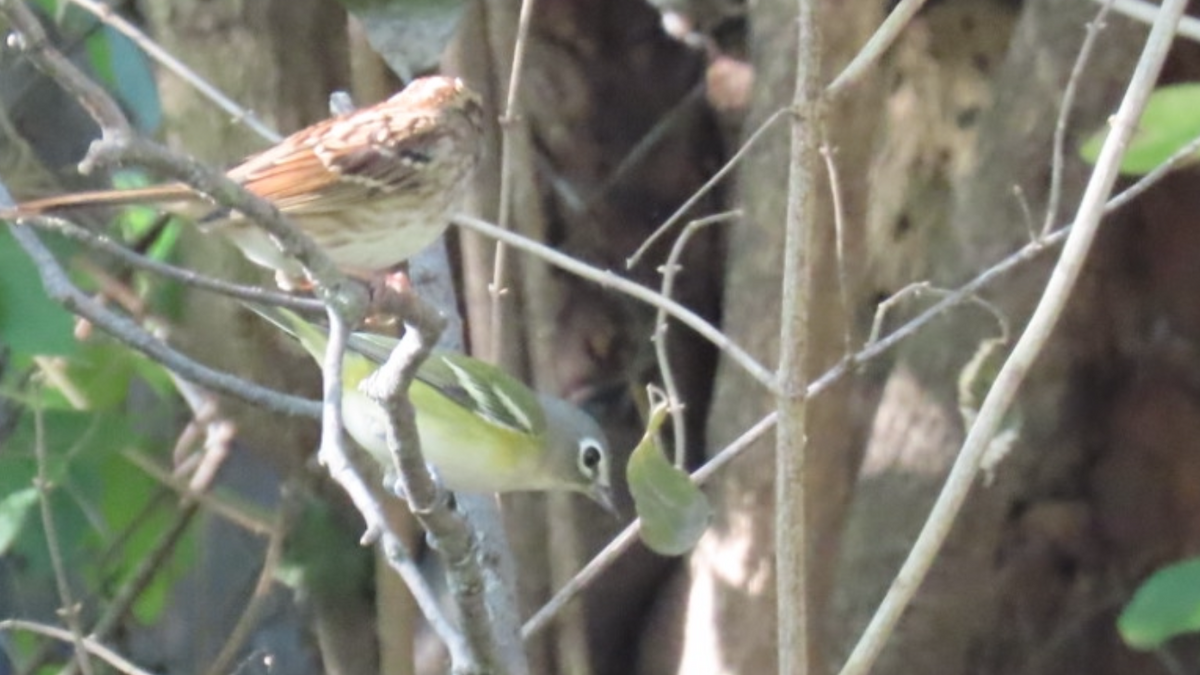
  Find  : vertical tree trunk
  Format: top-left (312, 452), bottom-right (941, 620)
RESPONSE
top-left (662, 0), bottom-right (883, 672)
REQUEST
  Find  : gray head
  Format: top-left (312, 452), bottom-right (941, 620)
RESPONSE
top-left (537, 394), bottom-right (617, 514)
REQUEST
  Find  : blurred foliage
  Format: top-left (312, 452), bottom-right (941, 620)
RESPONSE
top-left (0, 0), bottom-right (202, 660)
top-left (0, 228), bottom-right (76, 357)
top-left (0, 397), bottom-right (191, 624)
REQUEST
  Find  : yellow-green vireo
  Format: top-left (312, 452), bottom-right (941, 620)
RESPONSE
top-left (249, 304), bottom-right (616, 512)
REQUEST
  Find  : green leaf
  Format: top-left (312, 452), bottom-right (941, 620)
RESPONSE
top-left (0, 487), bottom-right (39, 555)
top-left (1119, 557), bottom-right (1200, 649)
top-left (0, 228), bottom-right (77, 356)
top-left (627, 403), bottom-right (711, 556)
top-left (1080, 83), bottom-right (1200, 175)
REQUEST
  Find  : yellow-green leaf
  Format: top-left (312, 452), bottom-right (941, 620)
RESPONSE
top-left (1080, 83), bottom-right (1200, 175)
top-left (1119, 557), bottom-right (1200, 649)
top-left (627, 403), bottom-right (711, 556)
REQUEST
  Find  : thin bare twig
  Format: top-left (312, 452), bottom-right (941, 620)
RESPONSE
top-left (408, 243), bottom-right (528, 669)
top-left (1043, 0), bottom-right (1114, 236)
top-left (627, 107), bottom-right (788, 269)
top-left (487, 0), bottom-right (540, 360)
top-left (826, 0), bottom-right (929, 98)
top-left (316, 304), bottom-right (356, 471)
top-left (1094, 0), bottom-right (1200, 42)
top-left (819, 144), bottom-right (854, 356)
top-left (301, 300), bottom-right (473, 660)
top-left (584, 83), bottom-right (707, 214)
top-left (30, 398), bottom-right (96, 675)
top-left (865, 281), bottom-right (1009, 351)
top-left (360, 293), bottom-right (502, 674)
top-left (314, 427), bottom-right (466, 655)
top-left (654, 211), bottom-right (741, 464)
top-left (822, 125), bottom-right (1200, 396)
top-left (454, 214), bottom-right (776, 390)
top-left (85, 501), bottom-right (200, 657)
top-left (25, 215), bottom-right (322, 311)
top-left (0, 620), bottom-right (156, 675)
top-left (776, 0), bottom-right (823, 669)
top-left (121, 450), bottom-right (273, 535)
top-left (1013, 185), bottom-right (1037, 241)
top-left (204, 495), bottom-right (294, 675)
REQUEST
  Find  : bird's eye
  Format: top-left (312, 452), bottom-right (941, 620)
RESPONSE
top-left (579, 441), bottom-right (603, 476)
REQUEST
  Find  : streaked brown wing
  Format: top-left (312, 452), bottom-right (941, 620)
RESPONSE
top-left (226, 102), bottom-right (442, 214)
top-left (224, 118), bottom-right (347, 212)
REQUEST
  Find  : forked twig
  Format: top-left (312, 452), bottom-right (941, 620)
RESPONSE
top-left (30, 399), bottom-right (96, 675)
top-left (1043, 0), bottom-right (1115, 235)
top-left (654, 211), bottom-right (741, 463)
top-left (486, 0), bottom-right (541, 361)
top-left (0, 620), bottom-right (155, 675)
top-left (627, 107), bottom-right (789, 269)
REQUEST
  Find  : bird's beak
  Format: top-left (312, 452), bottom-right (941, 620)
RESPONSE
top-left (589, 484), bottom-right (621, 519)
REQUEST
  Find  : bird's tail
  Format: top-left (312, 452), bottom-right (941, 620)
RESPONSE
top-left (2, 184), bottom-right (202, 219)
top-left (243, 302), bottom-right (398, 388)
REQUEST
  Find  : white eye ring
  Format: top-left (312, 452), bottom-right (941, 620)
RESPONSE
top-left (578, 438), bottom-right (605, 478)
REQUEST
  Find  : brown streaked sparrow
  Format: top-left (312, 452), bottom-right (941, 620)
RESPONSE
top-left (5, 76), bottom-right (485, 289)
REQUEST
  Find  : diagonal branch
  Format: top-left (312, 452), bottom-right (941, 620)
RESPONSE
top-left (359, 292), bottom-right (508, 675)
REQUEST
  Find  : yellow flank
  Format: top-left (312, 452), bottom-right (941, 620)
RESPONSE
top-left (405, 381), bottom-right (540, 492)
top-left (279, 310), bottom-right (545, 491)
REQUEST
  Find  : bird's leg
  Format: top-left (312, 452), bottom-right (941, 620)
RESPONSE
top-left (362, 267), bottom-right (418, 331)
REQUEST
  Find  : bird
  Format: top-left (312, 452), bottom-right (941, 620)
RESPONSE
top-left (4, 76), bottom-right (485, 289)
top-left (247, 303), bottom-right (617, 513)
